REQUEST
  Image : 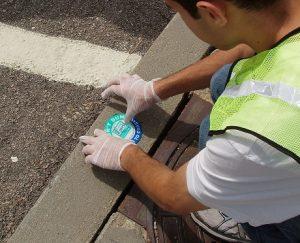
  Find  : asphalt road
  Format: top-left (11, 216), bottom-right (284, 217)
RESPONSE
top-left (0, 0), bottom-right (174, 54)
top-left (0, 0), bottom-right (174, 240)
top-left (0, 67), bottom-right (107, 240)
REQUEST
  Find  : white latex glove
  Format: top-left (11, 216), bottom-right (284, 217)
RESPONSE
top-left (79, 129), bottom-right (134, 171)
top-left (101, 74), bottom-right (161, 123)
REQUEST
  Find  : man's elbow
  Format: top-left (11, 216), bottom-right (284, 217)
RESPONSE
top-left (159, 197), bottom-right (192, 215)
top-left (163, 204), bottom-right (191, 215)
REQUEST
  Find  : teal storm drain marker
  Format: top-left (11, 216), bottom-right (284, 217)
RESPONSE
top-left (104, 113), bottom-right (143, 144)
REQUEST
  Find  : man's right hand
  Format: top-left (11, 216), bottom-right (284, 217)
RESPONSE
top-left (101, 74), bottom-right (161, 123)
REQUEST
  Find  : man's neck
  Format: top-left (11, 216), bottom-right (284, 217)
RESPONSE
top-left (241, 0), bottom-right (300, 52)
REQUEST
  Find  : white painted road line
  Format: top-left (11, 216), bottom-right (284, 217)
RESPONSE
top-left (0, 23), bottom-right (141, 87)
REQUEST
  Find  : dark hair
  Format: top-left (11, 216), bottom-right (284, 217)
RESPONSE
top-left (229, 0), bottom-right (279, 10)
top-left (175, 0), bottom-right (200, 18)
top-left (175, 0), bottom-right (279, 18)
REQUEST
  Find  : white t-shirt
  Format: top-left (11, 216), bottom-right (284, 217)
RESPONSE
top-left (186, 130), bottom-right (300, 227)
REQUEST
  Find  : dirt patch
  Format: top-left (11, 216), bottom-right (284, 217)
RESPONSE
top-left (0, 66), bottom-right (107, 241)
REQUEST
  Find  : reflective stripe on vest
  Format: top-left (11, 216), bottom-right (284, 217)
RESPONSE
top-left (209, 29), bottom-right (300, 163)
top-left (222, 80), bottom-right (300, 107)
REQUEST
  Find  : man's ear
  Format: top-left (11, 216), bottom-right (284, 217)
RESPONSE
top-left (196, 1), bottom-right (227, 27)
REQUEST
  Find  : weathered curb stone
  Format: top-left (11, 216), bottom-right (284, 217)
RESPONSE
top-left (95, 14), bottom-right (209, 242)
top-left (95, 213), bottom-right (147, 243)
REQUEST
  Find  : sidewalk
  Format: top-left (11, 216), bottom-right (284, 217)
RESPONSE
top-left (9, 14), bottom-right (209, 243)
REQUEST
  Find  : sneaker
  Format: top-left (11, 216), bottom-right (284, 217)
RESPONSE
top-left (191, 209), bottom-right (251, 242)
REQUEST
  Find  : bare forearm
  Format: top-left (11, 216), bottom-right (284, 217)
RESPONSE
top-left (121, 145), bottom-right (205, 214)
top-left (121, 145), bottom-right (175, 209)
top-left (154, 44), bottom-right (254, 99)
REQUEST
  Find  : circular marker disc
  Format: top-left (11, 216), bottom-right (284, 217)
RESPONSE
top-left (104, 113), bottom-right (143, 144)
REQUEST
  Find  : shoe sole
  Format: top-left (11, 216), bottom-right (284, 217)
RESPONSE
top-left (191, 213), bottom-right (250, 243)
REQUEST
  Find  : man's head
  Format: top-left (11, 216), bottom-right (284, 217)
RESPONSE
top-left (165, 0), bottom-right (284, 50)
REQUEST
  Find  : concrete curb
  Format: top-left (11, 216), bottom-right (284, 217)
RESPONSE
top-left (94, 14), bottom-right (210, 243)
top-left (95, 213), bottom-right (147, 243)
top-left (9, 14), bottom-right (209, 243)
